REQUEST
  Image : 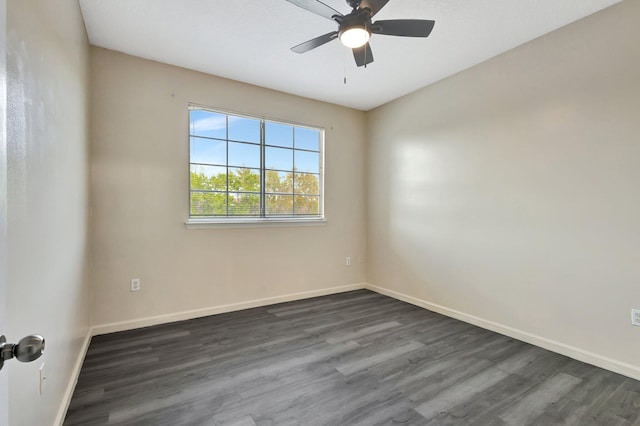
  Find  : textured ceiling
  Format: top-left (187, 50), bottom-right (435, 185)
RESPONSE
top-left (79, 0), bottom-right (620, 111)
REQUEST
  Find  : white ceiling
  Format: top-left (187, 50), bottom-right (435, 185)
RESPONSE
top-left (79, 0), bottom-right (620, 111)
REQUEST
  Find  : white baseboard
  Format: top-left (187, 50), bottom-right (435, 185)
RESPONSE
top-left (364, 283), bottom-right (640, 381)
top-left (61, 281), bottom-right (638, 424)
top-left (92, 283), bottom-right (366, 336)
top-left (56, 283), bottom-right (366, 423)
top-left (54, 328), bottom-right (92, 426)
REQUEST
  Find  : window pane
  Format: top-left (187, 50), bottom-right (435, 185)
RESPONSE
top-left (294, 195), bottom-right (320, 215)
top-left (228, 142), bottom-right (260, 168)
top-left (294, 150), bottom-right (320, 173)
top-left (228, 116), bottom-right (260, 143)
top-left (188, 107), bottom-right (323, 219)
top-left (265, 122), bottom-right (293, 148)
top-left (229, 168), bottom-right (260, 192)
top-left (295, 127), bottom-right (320, 151)
top-left (190, 165), bottom-right (227, 191)
top-left (190, 110), bottom-right (226, 139)
top-left (266, 170), bottom-right (292, 194)
top-left (265, 146), bottom-right (293, 171)
top-left (266, 194), bottom-right (293, 216)
top-left (191, 192), bottom-right (227, 216)
top-left (190, 137), bottom-right (226, 165)
top-left (294, 173), bottom-right (319, 195)
top-left (229, 192), bottom-right (261, 216)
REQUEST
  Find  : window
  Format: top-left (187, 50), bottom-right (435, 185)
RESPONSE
top-left (189, 106), bottom-right (324, 222)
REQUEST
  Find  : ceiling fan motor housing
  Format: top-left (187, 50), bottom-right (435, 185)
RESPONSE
top-left (337, 9), bottom-right (372, 39)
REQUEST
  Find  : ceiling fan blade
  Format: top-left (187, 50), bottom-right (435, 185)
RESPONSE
top-left (353, 43), bottom-right (374, 67)
top-left (372, 19), bottom-right (435, 37)
top-left (359, 0), bottom-right (390, 17)
top-left (286, 0), bottom-right (343, 21)
top-left (291, 31), bottom-right (338, 53)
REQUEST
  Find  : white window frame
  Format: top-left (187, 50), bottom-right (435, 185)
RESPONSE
top-left (186, 104), bottom-right (326, 228)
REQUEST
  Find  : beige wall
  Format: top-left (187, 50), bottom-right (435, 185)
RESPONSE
top-left (366, 1), bottom-right (640, 378)
top-left (6, 1), bottom-right (636, 422)
top-left (90, 48), bottom-right (366, 328)
top-left (7, 0), bottom-right (91, 424)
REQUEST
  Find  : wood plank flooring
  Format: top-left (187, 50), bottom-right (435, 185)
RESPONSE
top-left (64, 290), bottom-right (640, 425)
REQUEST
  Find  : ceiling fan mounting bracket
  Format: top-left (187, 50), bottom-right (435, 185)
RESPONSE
top-left (346, 0), bottom-right (362, 10)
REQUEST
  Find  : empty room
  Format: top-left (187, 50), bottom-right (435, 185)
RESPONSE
top-left (2, 0), bottom-right (639, 425)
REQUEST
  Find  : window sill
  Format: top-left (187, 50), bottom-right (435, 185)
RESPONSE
top-left (185, 217), bottom-right (327, 229)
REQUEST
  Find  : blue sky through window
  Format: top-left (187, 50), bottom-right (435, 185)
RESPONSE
top-left (265, 122), bottom-right (293, 148)
top-left (295, 127), bottom-right (320, 151)
top-left (266, 147), bottom-right (293, 170)
top-left (229, 142), bottom-right (260, 168)
top-left (190, 137), bottom-right (226, 165)
top-left (190, 110), bottom-right (226, 139)
top-left (229, 117), bottom-right (260, 143)
top-left (190, 110), bottom-right (320, 172)
top-left (295, 150), bottom-right (320, 173)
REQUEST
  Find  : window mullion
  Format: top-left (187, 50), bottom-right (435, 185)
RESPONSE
top-left (292, 129), bottom-right (296, 215)
top-left (260, 120), bottom-right (266, 218)
top-left (225, 115), bottom-right (230, 216)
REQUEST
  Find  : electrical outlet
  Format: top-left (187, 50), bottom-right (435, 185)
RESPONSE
top-left (130, 278), bottom-right (141, 292)
top-left (345, 257), bottom-right (351, 266)
top-left (39, 363), bottom-right (46, 396)
top-left (632, 309), bottom-right (640, 326)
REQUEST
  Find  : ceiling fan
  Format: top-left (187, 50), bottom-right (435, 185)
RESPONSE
top-left (287, 0), bottom-right (435, 67)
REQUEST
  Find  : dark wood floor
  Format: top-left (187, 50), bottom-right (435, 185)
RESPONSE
top-left (65, 290), bottom-right (640, 425)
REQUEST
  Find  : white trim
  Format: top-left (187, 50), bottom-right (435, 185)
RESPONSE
top-left (364, 283), bottom-right (640, 381)
top-left (186, 217), bottom-right (327, 229)
top-left (92, 283), bottom-right (366, 335)
top-left (0, 1), bottom-right (7, 422)
top-left (54, 329), bottom-right (92, 426)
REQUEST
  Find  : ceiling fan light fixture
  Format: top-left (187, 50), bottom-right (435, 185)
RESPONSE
top-left (339, 26), bottom-right (370, 48)
top-left (287, 0), bottom-right (435, 68)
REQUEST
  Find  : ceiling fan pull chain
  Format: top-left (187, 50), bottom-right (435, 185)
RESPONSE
top-left (343, 46), bottom-right (348, 84)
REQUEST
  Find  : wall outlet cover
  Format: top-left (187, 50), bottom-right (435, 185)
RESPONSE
top-left (130, 278), bottom-right (141, 292)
